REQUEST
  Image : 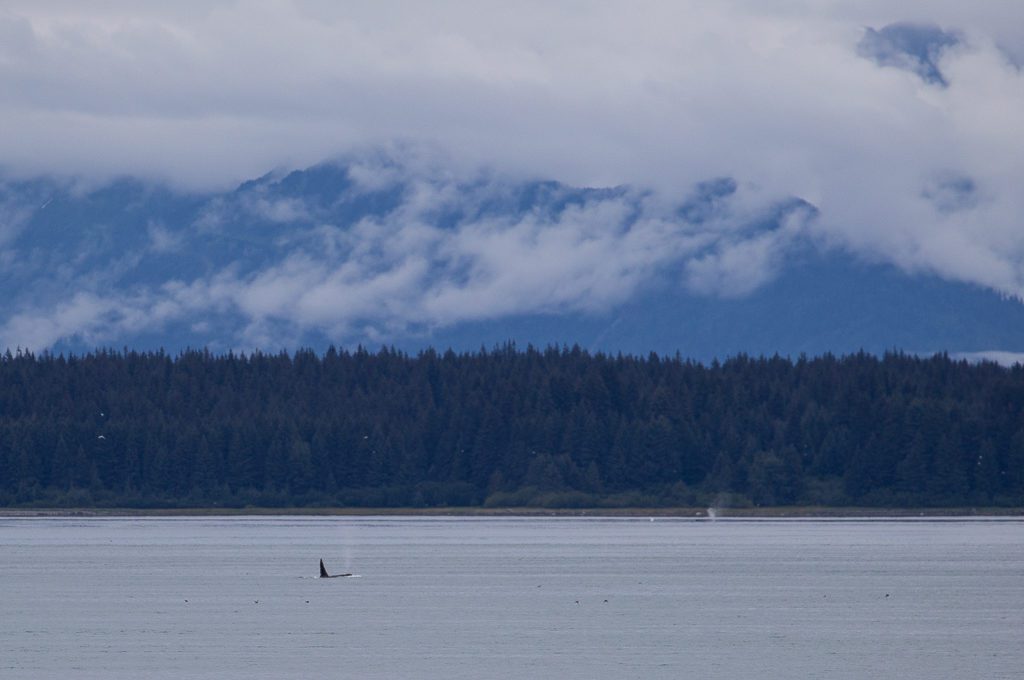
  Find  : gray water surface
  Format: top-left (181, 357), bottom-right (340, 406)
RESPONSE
top-left (2, 516), bottom-right (1022, 679)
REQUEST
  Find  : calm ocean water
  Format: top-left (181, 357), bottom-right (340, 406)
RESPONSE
top-left (1, 516), bottom-right (1022, 679)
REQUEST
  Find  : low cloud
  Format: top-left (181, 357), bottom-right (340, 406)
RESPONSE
top-left (953, 351), bottom-right (1024, 367)
top-left (0, 165), bottom-right (817, 350)
top-left (147, 220), bottom-right (182, 253)
top-left (243, 196), bottom-right (311, 224)
top-left (2, 291), bottom-right (141, 351)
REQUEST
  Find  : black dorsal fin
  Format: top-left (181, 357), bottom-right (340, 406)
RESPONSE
top-left (320, 558), bottom-right (329, 578)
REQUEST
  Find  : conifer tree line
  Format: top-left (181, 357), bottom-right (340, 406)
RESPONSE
top-left (0, 345), bottom-right (1021, 508)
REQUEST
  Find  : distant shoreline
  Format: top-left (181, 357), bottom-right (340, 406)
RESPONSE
top-left (1, 506), bottom-right (1021, 518)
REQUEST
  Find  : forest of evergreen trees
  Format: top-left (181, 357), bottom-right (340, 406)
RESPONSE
top-left (0, 345), bottom-right (1021, 509)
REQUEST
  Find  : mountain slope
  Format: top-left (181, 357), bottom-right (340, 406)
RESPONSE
top-left (421, 252), bottom-right (1024, 360)
top-left (0, 161), bottom-right (1022, 360)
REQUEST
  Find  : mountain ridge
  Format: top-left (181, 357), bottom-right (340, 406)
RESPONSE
top-left (1, 159), bottom-right (1022, 361)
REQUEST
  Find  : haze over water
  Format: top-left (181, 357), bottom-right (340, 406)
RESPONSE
top-left (2, 516), bottom-right (1021, 679)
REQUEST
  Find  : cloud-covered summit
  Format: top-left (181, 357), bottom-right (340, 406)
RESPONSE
top-left (3, 156), bottom-right (1024, 359)
top-left (0, 157), bottom-right (817, 351)
top-left (0, 2), bottom-right (1023, 355)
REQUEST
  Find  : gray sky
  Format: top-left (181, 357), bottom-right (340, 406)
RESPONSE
top-left (1, 1), bottom-right (1023, 348)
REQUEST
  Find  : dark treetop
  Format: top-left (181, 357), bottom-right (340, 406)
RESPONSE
top-left (1, 346), bottom-right (1021, 509)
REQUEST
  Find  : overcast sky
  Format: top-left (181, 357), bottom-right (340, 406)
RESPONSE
top-left (1, 1), bottom-right (1023, 343)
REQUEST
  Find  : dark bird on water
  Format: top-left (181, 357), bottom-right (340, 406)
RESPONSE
top-left (320, 559), bottom-right (353, 578)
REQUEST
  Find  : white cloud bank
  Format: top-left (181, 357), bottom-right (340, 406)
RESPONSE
top-left (0, 169), bottom-right (816, 350)
top-left (953, 351), bottom-right (1024, 367)
top-left (0, 1), bottom-right (1023, 348)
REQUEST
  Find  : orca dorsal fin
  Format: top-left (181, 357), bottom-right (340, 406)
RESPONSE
top-left (320, 558), bottom-right (329, 578)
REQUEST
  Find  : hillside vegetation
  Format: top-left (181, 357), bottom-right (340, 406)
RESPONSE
top-left (1, 346), bottom-right (1021, 509)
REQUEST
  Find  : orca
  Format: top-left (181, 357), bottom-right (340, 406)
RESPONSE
top-left (320, 558), bottom-right (352, 578)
